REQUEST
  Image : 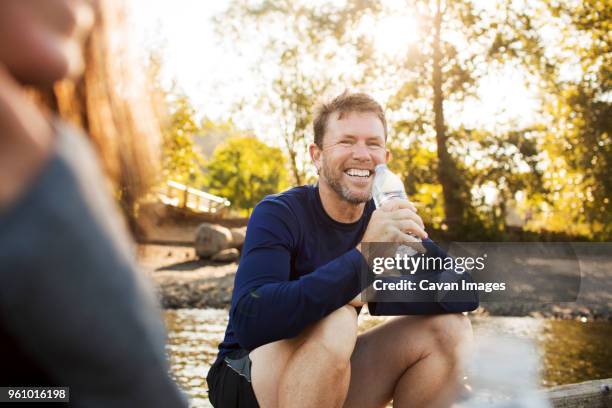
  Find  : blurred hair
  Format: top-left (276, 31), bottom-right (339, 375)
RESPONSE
top-left (41, 0), bottom-right (162, 235)
top-left (313, 91), bottom-right (387, 147)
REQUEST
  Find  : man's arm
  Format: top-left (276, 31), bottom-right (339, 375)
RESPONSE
top-left (230, 199), bottom-right (367, 351)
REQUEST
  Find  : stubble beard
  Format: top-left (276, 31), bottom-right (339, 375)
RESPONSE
top-left (320, 155), bottom-right (372, 204)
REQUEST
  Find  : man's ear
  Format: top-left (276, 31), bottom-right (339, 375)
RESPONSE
top-left (309, 143), bottom-right (322, 172)
top-left (385, 148), bottom-right (392, 163)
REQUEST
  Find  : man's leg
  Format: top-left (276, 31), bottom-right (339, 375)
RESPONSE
top-left (250, 305), bottom-right (358, 408)
top-left (343, 313), bottom-right (472, 408)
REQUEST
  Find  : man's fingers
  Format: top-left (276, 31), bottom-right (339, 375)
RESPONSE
top-left (390, 208), bottom-right (425, 229)
top-left (397, 219), bottom-right (428, 240)
top-left (380, 198), bottom-right (416, 212)
top-left (398, 234), bottom-right (427, 253)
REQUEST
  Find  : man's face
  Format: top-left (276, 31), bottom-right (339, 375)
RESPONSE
top-left (313, 111), bottom-right (389, 204)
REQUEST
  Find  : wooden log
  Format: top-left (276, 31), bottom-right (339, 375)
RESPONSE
top-left (547, 378), bottom-right (612, 408)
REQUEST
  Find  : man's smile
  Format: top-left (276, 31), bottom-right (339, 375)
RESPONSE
top-left (344, 168), bottom-right (372, 178)
top-left (342, 168), bottom-right (373, 188)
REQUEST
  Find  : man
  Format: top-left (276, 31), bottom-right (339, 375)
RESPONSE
top-left (207, 92), bottom-right (478, 408)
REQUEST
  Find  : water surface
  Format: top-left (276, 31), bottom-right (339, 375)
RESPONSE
top-left (164, 309), bottom-right (612, 407)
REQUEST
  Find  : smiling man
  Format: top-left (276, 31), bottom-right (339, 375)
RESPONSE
top-left (207, 91), bottom-right (478, 408)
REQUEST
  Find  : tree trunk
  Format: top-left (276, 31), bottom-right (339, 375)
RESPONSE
top-left (286, 139), bottom-right (302, 186)
top-left (432, 0), bottom-right (465, 231)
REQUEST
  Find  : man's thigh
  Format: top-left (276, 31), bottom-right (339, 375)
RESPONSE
top-left (249, 305), bottom-right (358, 407)
top-left (343, 315), bottom-right (445, 408)
top-left (249, 333), bottom-right (305, 408)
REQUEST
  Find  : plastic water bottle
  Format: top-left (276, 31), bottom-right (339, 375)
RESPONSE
top-left (372, 164), bottom-right (419, 256)
top-left (372, 164), bottom-right (408, 207)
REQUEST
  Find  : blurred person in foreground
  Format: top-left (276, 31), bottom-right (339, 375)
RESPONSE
top-left (207, 91), bottom-right (479, 408)
top-left (0, 0), bottom-right (186, 406)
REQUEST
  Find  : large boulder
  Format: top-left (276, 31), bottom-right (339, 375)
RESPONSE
top-left (211, 248), bottom-right (240, 262)
top-left (230, 226), bottom-right (247, 249)
top-left (194, 223), bottom-right (233, 258)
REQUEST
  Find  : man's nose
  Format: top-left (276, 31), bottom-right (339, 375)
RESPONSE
top-left (351, 143), bottom-right (371, 161)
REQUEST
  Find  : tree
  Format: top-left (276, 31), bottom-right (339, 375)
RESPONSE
top-left (147, 51), bottom-right (207, 188)
top-left (215, 0), bottom-right (608, 239)
top-left (492, 0), bottom-right (611, 238)
top-left (388, 141), bottom-right (446, 228)
top-left (197, 117), bottom-right (241, 159)
top-left (161, 94), bottom-right (206, 186)
top-left (217, 0), bottom-right (381, 185)
top-left (205, 136), bottom-right (289, 213)
top-left (221, 0), bottom-right (544, 234)
top-left (384, 0), bottom-right (515, 234)
top-left (544, 0), bottom-right (611, 238)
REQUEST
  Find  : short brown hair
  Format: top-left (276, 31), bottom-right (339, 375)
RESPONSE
top-left (313, 91), bottom-right (387, 147)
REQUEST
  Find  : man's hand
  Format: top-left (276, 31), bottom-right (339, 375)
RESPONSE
top-left (359, 198), bottom-right (427, 247)
top-left (350, 199), bottom-right (427, 308)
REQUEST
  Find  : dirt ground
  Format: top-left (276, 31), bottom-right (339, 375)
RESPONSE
top-left (138, 244), bottom-right (238, 309)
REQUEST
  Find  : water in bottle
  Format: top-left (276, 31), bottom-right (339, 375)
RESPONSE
top-left (372, 164), bottom-right (420, 257)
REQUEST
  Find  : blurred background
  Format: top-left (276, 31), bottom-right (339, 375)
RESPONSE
top-left (126, 0), bottom-right (610, 242)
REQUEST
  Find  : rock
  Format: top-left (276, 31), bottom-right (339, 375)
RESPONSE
top-left (230, 226), bottom-right (247, 248)
top-left (211, 248), bottom-right (240, 262)
top-left (194, 223), bottom-right (233, 258)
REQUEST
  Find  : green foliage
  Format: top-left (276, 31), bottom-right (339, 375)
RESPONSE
top-left (213, 0), bottom-right (610, 240)
top-left (197, 117), bottom-right (242, 158)
top-left (218, 0), bottom-right (379, 185)
top-left (388, 141), bottom-right (445, 229)
top-left (385, 0), bottom-right (610, 239)
top-left (146, 52), bottom-right (208, 188)
top-left (204, 136), bottom-right (289, 213)
top-left (385, 0), bottom-right (506, 234)
top-left (161, 94), bottom-right (206, 186)
top-left (550, 0), bottom-right (611, 238)
top-left (502, 0), bottom-right (612, 238)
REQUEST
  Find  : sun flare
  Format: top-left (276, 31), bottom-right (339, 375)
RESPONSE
top-left (360, 13), bottom-right (420, 57)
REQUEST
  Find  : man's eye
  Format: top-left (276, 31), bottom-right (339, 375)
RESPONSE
top-left (339, 140), bottom-right (353, 146)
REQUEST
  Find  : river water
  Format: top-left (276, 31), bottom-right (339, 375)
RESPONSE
top-left (164, 309), bottom-right (612, 407)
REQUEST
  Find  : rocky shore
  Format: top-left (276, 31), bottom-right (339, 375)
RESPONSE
top-left (139, 244), bottom-right (612, 321)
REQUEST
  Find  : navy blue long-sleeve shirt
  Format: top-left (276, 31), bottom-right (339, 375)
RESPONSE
top-left (216, 185), bottom-right (478, 359)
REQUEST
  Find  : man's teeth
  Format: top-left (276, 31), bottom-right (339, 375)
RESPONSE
top-left (345, 169), bottom-right (371, 177)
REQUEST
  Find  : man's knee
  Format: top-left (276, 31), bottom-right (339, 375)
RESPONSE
top-left (426, 313), bottom-right (472, 354)
top-left (307, 305), bottom-right (358, 367)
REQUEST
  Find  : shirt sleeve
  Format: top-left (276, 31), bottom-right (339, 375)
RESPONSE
top-left (367, 239), bottom-right (479, 316)
top-left (230, 199), bottom-right (367, 351)
top-left (0, 127), bottom-right (187, 408)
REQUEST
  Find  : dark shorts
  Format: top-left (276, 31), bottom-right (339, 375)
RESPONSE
top-left (207, 349), bottom-right (259, 408)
